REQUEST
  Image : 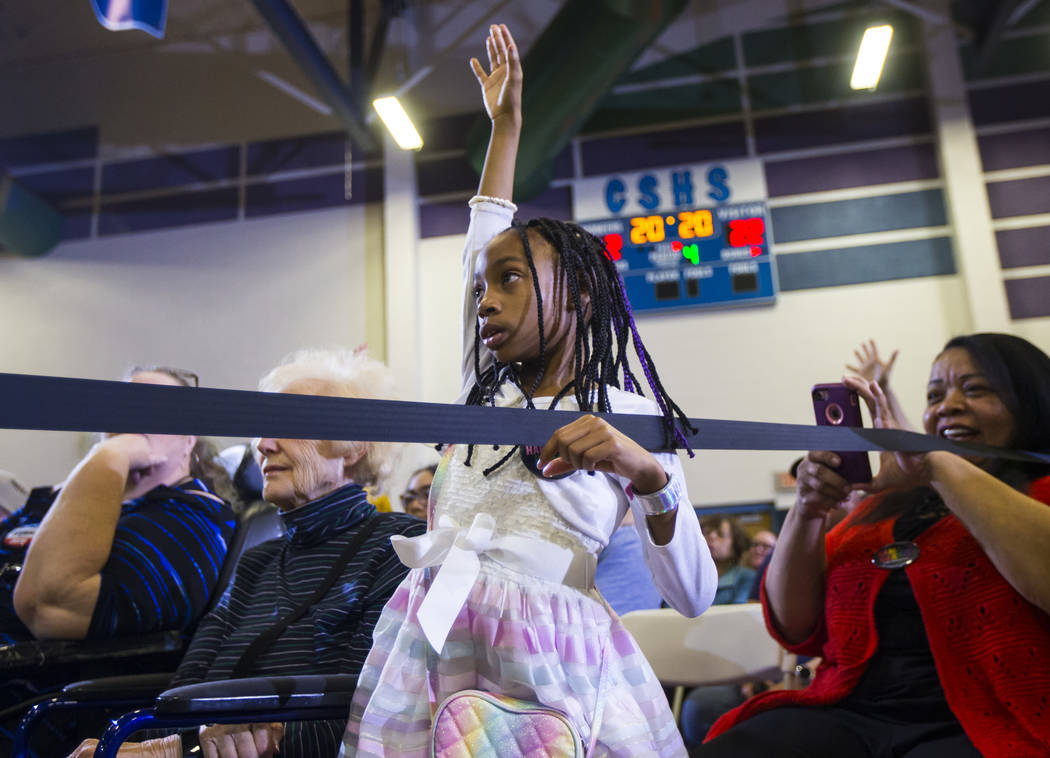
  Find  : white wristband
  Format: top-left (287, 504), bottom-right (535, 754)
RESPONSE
top-left (469, 194), bottom-right (518, 212)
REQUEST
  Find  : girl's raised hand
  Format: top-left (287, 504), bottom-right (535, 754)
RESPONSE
top-left (470, 24), bottom-right (522, 126)
top-left (537, 415), bottom-right (667, 493)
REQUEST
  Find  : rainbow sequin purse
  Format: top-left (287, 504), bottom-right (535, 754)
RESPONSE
top-left (431, 690), bottom-right (584, 758)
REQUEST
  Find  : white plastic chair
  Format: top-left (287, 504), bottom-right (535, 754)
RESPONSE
top-left (621, 604), bottom-right (794, 721)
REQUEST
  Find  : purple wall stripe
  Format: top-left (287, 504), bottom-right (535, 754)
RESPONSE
top-left (245, 132), bottom-right (353, 176)
top-left (420, 114), bottom-right (478, 154)
top-left (754, 96), bottom-right (930, 154)
top-left (419, 186), bottom-right (573, 239)
top-left (245, 167), bottom-right (382, 218)
top-left (986, 175), bottom-right (1050, 219)
top-left (416, 155), bottom-right (478, 197)
top-left (978, 127), bottom-right (1050, 172)
top-left (764, 142), bottom-right (938, 197)
top-left (0, 127), bottom-right (98, 170)
top-left (419, 200), bottom-right (468, 239)
top-left (61, 212), bottom-right (93, 240)
top-left (1004, 276), bottom-right (1050, 319)
top-left (996, 226), bottom-right (1050, 269)
top-left (416, 146), bottom-right (572, 199)
top-left (518, 186), bottom-right (573, 222)
top-left (98, 187), bottom-right (239, 235)
top-left (580, 121), bottom-right (747, 176)
top-left (969, 79), bottom-right (1050, 127)
top-left (102, 147), bottom-right (240, 195)
top-left (16, 167), bottom-right (95, 204)
top-left (550, 145), bottom-right (574, 181)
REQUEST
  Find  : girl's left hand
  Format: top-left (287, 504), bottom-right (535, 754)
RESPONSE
top-left (844, 375), bottom-right (932, 492)
top-left (537, 415), bottom-right (667, 493)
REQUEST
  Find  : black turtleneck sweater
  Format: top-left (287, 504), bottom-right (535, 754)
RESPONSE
top-left (169, 484), bottom-right (425, 757)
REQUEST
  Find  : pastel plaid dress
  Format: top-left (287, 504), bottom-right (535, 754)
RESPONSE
top-left (340, 392), bottom-right (693, 758)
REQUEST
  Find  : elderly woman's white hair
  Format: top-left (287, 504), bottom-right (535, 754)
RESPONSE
top-left (258, 347), bottom-right (400, 492)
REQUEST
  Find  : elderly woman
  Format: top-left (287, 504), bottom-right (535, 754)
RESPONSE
top-left (697, 333), bottom-right (1050, 758)
top-left (71, 348), bottom-right (425, 758)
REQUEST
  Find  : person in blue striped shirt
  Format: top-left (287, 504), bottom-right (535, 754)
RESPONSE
top-left (9, 367), bottom-right (236, 643)
top-left (2, 366), bottom-right (236, 756)
top-left (70, 349), bottom-right (425, 758)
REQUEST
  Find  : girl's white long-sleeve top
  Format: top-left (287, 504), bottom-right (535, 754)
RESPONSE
top-left (455, 200), bottom-right (717, 617)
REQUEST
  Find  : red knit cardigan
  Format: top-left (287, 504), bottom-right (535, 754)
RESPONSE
top-left (706, 476), bottom-right (1050, 757)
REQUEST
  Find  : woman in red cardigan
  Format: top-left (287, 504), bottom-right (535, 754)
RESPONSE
top-left (697, 333), bottom-right (1050, 758)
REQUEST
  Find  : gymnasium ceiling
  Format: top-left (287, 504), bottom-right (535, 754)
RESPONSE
top-left (1, 0), bottom-right (1033, 126)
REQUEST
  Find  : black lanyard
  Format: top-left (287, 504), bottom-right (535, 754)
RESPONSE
top-left (229, 516), bottom-right (380, 679)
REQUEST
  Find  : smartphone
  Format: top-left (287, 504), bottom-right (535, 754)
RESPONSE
top-left (811, 383), bottom-right (873, 484)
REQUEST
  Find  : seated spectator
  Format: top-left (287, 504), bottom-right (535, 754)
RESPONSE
top-left (8, 366), bottom-right (235, 644)
top-left (399, 464), bottom-right (435, 520)
top-left (595, 509), bottom-right (663, 616)
top-left (743, 530), bottom-right (776, 572)
top-left (2, 366), bottom-right (235, 756)
top-left (681, 523), bottom-right (773, 745)
top-left (701, 515), bottom-right (755, 605)
top-left (70, 348), bottom-right (426, 758)
top-left (696, 333), bottom-right (1050, 757)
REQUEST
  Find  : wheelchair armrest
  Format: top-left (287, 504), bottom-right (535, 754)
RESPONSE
top-left (155, 674), bottom-right (359, 714)
top-left (62, 672), bottom-right (173, 700)
top-left (0, 631), bottom-right (183, 673)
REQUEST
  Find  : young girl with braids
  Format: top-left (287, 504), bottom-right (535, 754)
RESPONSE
top-left (341, 25), bottom-right (716, 757)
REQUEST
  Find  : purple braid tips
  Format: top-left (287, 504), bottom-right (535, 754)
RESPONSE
top-left (675, 427), bottom-right (695, 458)
top-left (615, 269), bottom-right (671, 419)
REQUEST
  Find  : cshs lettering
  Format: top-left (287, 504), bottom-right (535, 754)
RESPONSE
top-left (602, 167), bottom-right (732, 214)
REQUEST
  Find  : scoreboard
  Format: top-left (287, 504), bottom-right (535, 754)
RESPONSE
top-left (573, 160), bottom-right (777, 314)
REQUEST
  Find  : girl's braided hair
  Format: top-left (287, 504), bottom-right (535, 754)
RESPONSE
top-left (463, 217), bottom-right (695, 475)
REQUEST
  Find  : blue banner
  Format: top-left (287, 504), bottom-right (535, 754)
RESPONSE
top-left (90, 0), bottom-right (168, 38)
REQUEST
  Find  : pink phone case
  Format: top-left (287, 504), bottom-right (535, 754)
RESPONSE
top-left (812, 383), bottom-right (873, 484)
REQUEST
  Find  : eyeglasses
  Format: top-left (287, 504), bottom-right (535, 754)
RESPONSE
top-left (751, 542), bottom-right (775, 552)
top-left (400, 487), bottom-right (431, 507)
top-left (130, 365), bottom-right (200, 388)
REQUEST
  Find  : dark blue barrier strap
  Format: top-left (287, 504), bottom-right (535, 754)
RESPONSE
top-left (2, 373), bottom-right (1048, 464)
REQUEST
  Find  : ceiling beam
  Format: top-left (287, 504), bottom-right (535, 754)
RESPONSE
top-left (250, 0), bottom-right (376, 152)
top-left (973, 0), bottom-right (1028, 75)
top-left (348, 0), bottom-right (365, 114)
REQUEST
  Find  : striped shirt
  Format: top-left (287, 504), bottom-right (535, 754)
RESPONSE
top-left (0, 479), bottom-right (234, 758)
top-left (170, 483), bottom-right (425, 757)
top-left (0, 478), bottom-right (235, 645)
top-left (89, 478), bottom-right (236, 638)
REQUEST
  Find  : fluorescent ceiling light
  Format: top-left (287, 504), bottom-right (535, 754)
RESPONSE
top-left (850, 25), bottom-right (894, 90)
top-left (372, 96), bottom-right (423, 151)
